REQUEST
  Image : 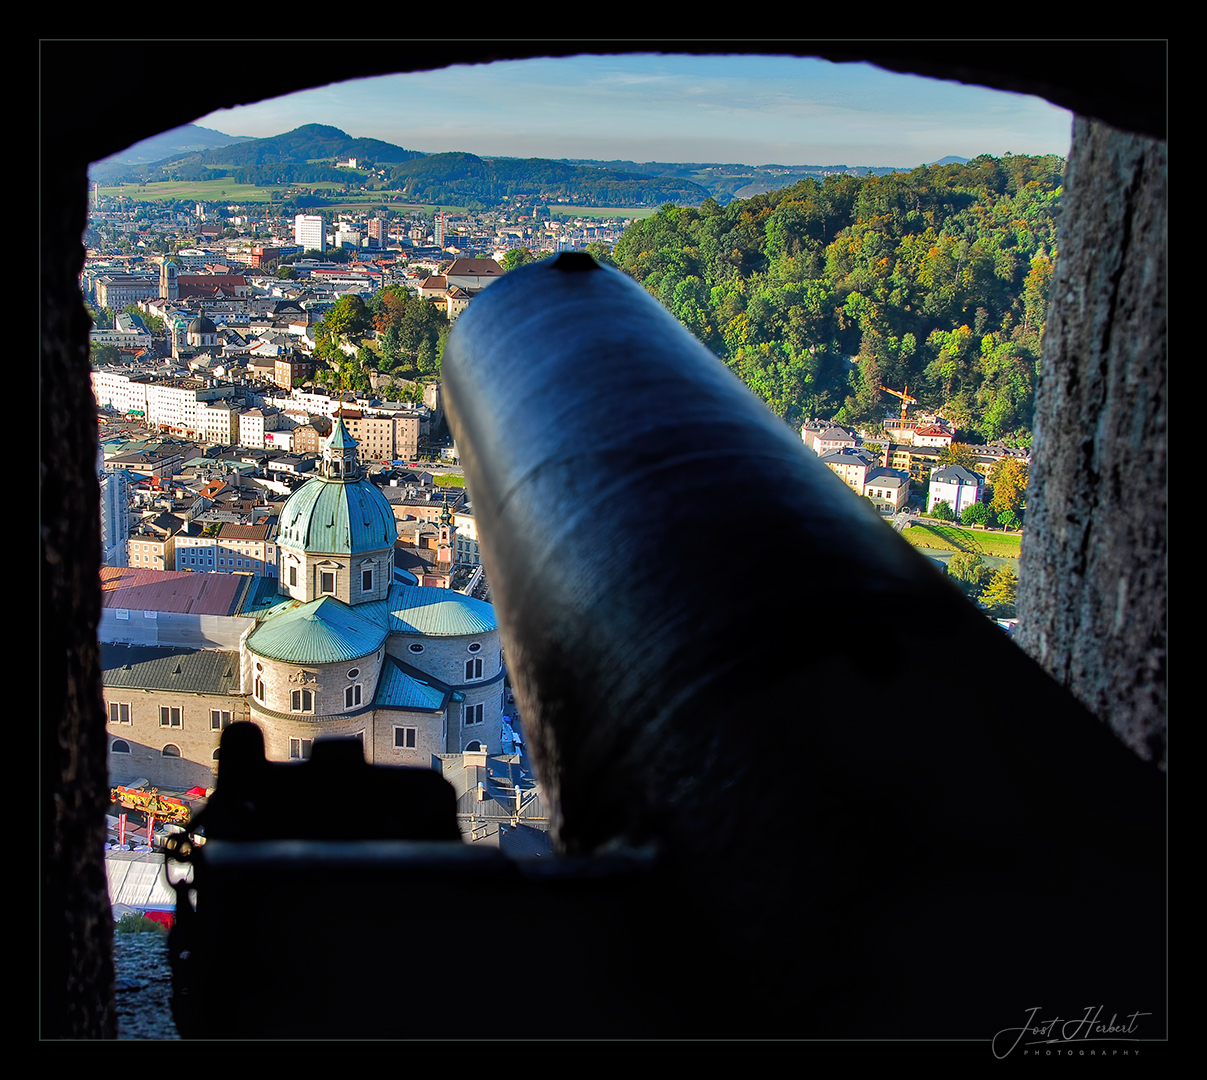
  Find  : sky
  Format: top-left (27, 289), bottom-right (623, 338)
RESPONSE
top-left (192, 53), bottom-right (1074, 168)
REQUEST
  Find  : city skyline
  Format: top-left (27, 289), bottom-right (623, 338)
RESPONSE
top-left (192, 53), bottom-right (1074, 168)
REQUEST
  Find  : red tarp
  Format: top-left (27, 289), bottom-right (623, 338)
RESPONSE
top-left (185, 786), bottom-right (208, 798)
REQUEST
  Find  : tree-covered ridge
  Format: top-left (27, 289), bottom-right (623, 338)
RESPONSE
top-left (386, 153), bottom-right (710, 207)
top-left (105, 125), bottom-right (425, 185)
top-left (612, 153), bottom-right (1063, 443)
top-left (100, 125), bottom-right (711, 207)
top-left (168, 124), bottom-right (424, 168)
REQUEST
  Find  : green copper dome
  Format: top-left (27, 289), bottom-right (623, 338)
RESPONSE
top-left (277, 472), bottom-right (397, 555)
top-left (277, 416), bottom-right (397, 557)
top-left (248, 596), bottom-right (388, 664)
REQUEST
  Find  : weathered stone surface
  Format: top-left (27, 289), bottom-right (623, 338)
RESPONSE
top-left (41, 161), bottom-right (116, 1038)
top-left (1017, 117), bottom-right (1166, 769)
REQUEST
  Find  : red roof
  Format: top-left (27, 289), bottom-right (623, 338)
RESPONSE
top-left (100, 567), bottom-right (248, 616)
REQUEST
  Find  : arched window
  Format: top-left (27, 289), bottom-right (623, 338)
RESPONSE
top-left (464, 740), bottom-right (482, 753)
top-left (111, 739), bottom-right (130, 754)
top-left (162, 744), bottom-right (181, 757)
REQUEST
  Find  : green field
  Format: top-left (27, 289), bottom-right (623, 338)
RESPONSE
top-left (547, 206), bottom-right (658, 220)
top-left (901, 523), bottom-right (1022, 558)
top-left (98, 179), bottom-right (436, 211)
top-left (99, 180), bottom-right (276, 202)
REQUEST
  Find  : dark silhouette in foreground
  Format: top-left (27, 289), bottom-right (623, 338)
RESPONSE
top-left (166, 256), bottom-right (1164, 1039)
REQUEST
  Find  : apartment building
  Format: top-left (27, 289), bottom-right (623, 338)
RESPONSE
top-left (175, 521), bottom-right (278, 579)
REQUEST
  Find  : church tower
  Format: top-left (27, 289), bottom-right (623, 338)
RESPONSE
top-left (436, 496), bottom-right (456, 571)
top-left (160, 258), bottom-right (178, 301)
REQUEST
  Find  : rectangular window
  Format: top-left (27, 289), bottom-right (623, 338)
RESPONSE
top-left (394, 727), bottom-right (417, 749)
top-left (465, 657), bottom-right (483, 681)
top-left (291, 689), bottom-right (314, 712)
top-left (109, 702), bottom-right (131, 725)
top-left (465, 703), bottom-right (483, 726)
top-left (289, 565), bottom-right (297, 586)
top-left (159, 706), bottom-right (182, 728)
top-left (321, 571), bottom-right (334, 593)
top-left (210, 710), bottom-right (232, 730)
top-left (290, 738), bottom-right (313, 760)
top-left (362, 568), bottom-right (373, 592)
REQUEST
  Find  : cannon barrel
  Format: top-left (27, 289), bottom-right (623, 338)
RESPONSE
top-left (442, 253), bottom-right (1165, 1036)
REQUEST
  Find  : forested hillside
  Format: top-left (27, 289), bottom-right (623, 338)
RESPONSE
top-left (613, 153), bottom-right (1062, 443)
top-left (386, 153), bottom-right (709, 207)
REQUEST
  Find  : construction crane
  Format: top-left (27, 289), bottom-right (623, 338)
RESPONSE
top-left (879, 384), bottom-right (918, 427)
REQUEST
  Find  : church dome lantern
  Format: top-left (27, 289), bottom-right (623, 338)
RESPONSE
top-left (275, 415), bottom-right (397, 606)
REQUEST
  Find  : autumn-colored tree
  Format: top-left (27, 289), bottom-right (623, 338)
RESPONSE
top-left (938, 442), bottom-right (978, 470)
top-left (989, 458), bottom-right (1029, 516)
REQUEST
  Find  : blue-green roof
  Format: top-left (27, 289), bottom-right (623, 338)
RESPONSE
top-left (387, 584), bottom-right (497, 637)
top-left (247, 596), bottom-right (388, 664)
top-left (276, 474), bottom-right (397, 556)
top-left (375, 655), bottom-right (449, 711)
top-left (327, 416), bottom-right (357, 450)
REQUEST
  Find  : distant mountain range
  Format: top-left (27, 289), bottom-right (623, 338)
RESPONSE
top-left (91, 124), bottom-right (255, 171)
top-left (88, 124), bottom-right (970, 208)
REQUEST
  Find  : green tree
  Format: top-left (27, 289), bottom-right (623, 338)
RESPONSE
top-left (980, 565), bottom-right (1018, 616)
top-left (90, 342), bottom-right (121, 365)
top-left (416, 336), bottom-right (438, 375)
top-left (947, 551), bottom-right (992, 597)
top-left (379, 324), bottom-right (401, 371)
top-left (961, 501), bottom-right (991, 527)
top-left (585, 241), bottom-right (615, 267)
top-left (931, 500), bottom-right (955, 521)
top-left (316, 295), bottom-right (371, 364)
top-left (502, 247), bottom-right (538, 271)
top-left (996, 508), bottom-right (1020, 532)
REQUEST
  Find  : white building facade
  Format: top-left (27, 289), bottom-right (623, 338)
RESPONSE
top-left (927, 465), bottom-right (984, 517)
top-left (294, 214), bottom-right (326, 253)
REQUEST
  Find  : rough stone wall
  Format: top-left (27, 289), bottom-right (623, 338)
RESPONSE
top-left (1017, 117), bottom-right (1167, 769)
top-left (41, 161), bottom-right (117, 1038)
